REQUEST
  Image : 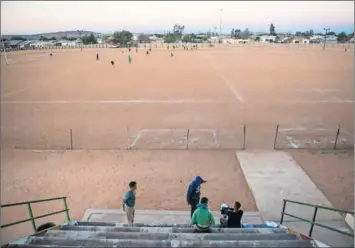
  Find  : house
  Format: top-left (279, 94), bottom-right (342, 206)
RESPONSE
top-left (8, 40), bottom-right (24, 49)
top-left (292, 36), bottom-right (310, 44)
top-left (54, 40), bottom-right (78, 46)
top-left (260, 35), bottom-right (277, 43)
top-left (18, 40), bottom-right (35, 49)
top-left (30, 41), bottom-right (56, 48)
top-left (309, 35), bottom-right (324, 43)
top-left (324, 35), bottom-right (337, 44)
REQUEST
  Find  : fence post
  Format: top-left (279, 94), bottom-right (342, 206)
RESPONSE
top-left (186, 129), bottom-right (190, 150)
top-left (334, 124), bottom-right (340, 149)
top-left (69, 129), bottom-right (73, 150)
top-left (280, 200), bottom-right (287, 224)
top-left (309, 207), bottom-right (318, 237)
top-left (26, 203), bottom-right (37, 232)
top-left (243, 125), bottom-right (246, 150)
top-left (274, 124), bottom-right (279, 149)
top-left (63, 197), bottom-right (71, 222)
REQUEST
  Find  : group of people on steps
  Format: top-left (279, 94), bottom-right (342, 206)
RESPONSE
top-left (122, 175), bottom-right (243, 232)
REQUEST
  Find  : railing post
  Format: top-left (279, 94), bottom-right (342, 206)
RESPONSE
top-left (334, 124), bottom-right (340, 149)
top-left (280, 200), bottom-right (287, 224)
top-left (63, 197), bottom-right (70, 222)
top-left (309, 207), bottom-right (318, 237)
top-left (243, 124), bottom-right (246, 150)
top-left (274, 124), bottom-right (279, 149)
top-left (26, 203), bottom-right (36, 232)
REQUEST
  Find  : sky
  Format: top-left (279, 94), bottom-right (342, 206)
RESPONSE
top-left (1, 1), bottom-right (354, 35)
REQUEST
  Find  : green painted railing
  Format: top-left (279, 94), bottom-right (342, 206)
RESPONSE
top-left (1, 196), bottom-right (70, 232)
top-left (280, 199), bottom-right (354, 238)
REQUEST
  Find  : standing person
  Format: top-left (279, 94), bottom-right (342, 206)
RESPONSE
top-left (227, 201), bottom-right (244, 228)
top-left (96, 53), bottom-right (99, 61)
top-left (110, 60), bottom-right (115, 68)
top-left (122, 181), bottom-right (137, 226)
top-left (170, 52), bottom-right (174, 59)
top-left (128, 54), bottom-right (132, 64)
top-left (186, 176), bottom-right (207, 218)
top-left (191, 197), bottom-right (215, 233)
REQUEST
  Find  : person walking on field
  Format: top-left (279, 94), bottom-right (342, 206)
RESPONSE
top-left (96, 53), bottom-right (99, 61)
top-left (122, 181), bottom-right (137, 226)
top-left (187, 176), bottom-right (207, 218)
top-left (128, 54), bottom-right (132, 64)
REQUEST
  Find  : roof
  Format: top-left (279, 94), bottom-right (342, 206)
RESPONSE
top-left (8, 40), bottom-right (23, 46)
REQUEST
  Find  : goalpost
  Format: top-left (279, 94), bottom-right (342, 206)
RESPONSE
top-left (1, 37), bottom-right (9, 65)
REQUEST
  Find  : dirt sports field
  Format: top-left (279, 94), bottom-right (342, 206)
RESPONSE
top-left (1, 45), bottom-right (354, 243)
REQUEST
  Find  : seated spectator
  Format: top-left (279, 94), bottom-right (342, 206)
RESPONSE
top-left (191, 197), bottom-right (215, 232)
top-left (227, 201), bottom-right (244, 228)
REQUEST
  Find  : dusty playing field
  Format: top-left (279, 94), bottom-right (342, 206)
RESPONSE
top-left (1, 46), bottom-right (354, 243)
top-left (1, 46), bottom-right (354, 149)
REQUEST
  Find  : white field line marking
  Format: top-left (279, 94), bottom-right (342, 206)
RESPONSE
top-left (285, 136), bottom-right (299, 148)
top-left (295, 89), bottom-right (341, 93)
top-left (213, 129), bottom-right (220, 148)
top-left (203, 54), bottom-right (245, 103)
top-left (129, 132), bottom-right (142, 148)
top-left (253, 100), bottom-right (354, 104)
top-left (0, 100), bottom-right (232, 105)
top-left (280, 127), bottom-right (330, 132)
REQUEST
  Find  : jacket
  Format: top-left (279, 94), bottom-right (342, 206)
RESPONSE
top-left (123, 190), bottom-right (136, 208)
top-left (191, 203), bottom-right (215, 228)
top-left (186, 176), bottom-right (205, 205)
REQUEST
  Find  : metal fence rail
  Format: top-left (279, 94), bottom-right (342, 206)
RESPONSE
top-left (280, 199), bottom-right (354, 238)
top-left (1, 196), bottom-right (70, 232)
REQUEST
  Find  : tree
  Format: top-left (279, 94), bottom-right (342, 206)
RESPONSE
top-left (234, 29), bottom-right (241, 38)
top-left (112, 30), bottom-right (133, 46)
top-left (182, 33), bottom-right (197, 43)
top-left (309, 29), bottom-right (314, 36)
top-left (173, 24), bottom-right (185, 40)
top-left (241, 28), bottom-right (250, 39)
top-left (269, 23), bottom-right (276, 35)
top-left (231, 28), bottom-right (235, 38)
top-left (327, 31), bottom-right (336, 36)
top-left (39, 36), bottom-right (49, 41)
top-left (82, 33), bottom-right (98, 44)
top-left (337, 32), bottom-right (347, 43)
top-left (138, 33), bottom-right (150, 43)
top-left (154, 33), bottom-right (164, 38)
top-left (255, 36), bottom-right (261, 42)
top-left (164, 33), bottom-right (176, 43)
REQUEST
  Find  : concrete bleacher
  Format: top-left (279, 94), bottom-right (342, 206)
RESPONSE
top-left (6, 209), bottom-right (323, 248)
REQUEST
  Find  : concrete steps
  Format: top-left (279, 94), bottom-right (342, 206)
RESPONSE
top-left (7, 221), bottom-right (317, 248)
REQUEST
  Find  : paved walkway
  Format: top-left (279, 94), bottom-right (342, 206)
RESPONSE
top-left (82, 209), bottom-right (264, 225)
top-left (236, 150), bottom-right (353, 247)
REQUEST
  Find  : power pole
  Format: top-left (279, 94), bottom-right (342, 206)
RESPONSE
top-left (323, 28), bottom-right (330, 51)
top-left (219, 9), bottom-right (223, 36)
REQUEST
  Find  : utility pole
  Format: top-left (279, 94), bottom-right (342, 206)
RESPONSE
top-left (323, 28), bottom-right (330, 51)
top-left (219, 9), bottom-right (223, 36)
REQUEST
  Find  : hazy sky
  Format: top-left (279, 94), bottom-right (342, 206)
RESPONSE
top-left (1, 1), bottom-right (354, 34)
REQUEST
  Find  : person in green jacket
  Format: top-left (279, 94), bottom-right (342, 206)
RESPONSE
top-left (191, 197), bottom-right (215, 232)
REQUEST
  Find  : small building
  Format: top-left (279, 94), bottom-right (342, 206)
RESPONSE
top-left (54, 40), bottom-right (77, 46)
top-left (8, 40), bottom-right (24, 49)
top-left (260, 35), bottom-right (277, 43)
top-left (292, 36), bottom-right (310, 44)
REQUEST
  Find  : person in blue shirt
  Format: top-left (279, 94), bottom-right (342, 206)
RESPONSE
top-left (186, 176), bottom-right (207, 218)
top-left (122, 181), bottom-right (137, 226)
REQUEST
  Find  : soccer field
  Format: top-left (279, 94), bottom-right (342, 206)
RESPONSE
top-left (1, 46), bottom-right (353, 150)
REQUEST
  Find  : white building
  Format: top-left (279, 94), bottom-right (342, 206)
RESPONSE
top-left (260, 35), bottom-right (277, 43)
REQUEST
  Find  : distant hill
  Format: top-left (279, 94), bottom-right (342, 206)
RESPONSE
top-left (2, 30), bottom-right (102, 40)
